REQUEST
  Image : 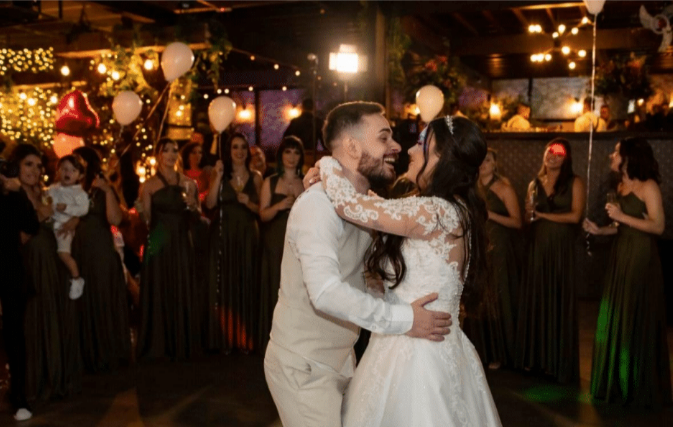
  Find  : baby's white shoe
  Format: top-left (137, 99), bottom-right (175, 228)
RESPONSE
top-left (69, 277), bottom-right (85, 300)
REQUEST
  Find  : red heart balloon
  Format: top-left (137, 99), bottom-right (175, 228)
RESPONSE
top-left (54, 90), bottom-right (100, 137)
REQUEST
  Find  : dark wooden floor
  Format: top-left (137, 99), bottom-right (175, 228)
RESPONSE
top-left (1, 300), bottom-right (672, 426)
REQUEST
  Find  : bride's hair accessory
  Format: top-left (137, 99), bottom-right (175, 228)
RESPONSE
top-left (445, 115), bottom-right (454, 135)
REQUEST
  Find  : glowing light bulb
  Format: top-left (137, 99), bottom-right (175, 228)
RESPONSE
top-left (295, 70), bottom-right (300, 76)
top-left (545, 54), bottom-right (552, 61)
top-left (27, 98), bottom-right (36, 106)
top-left (553, 32), bottom-right (559, 39)
top-left (248, 86), bottom-right (253, 91)
top-left (578, 50), bottom-right (587, 58)
top-left (274, 64), bottom-right (279, 70)
top-left (582, 17), bottom-right (589, 25)
top-left (558, 24), bottom-right (566, 34)
top-left (250, 55), bottom-right (255, 61)
top-left (144, 59), bottom-right (154, 70)
top-left (569, 61), bottom-right (576, 70)
top-left (204, 94), bottom-right (209, 99)
top-left (282, 86), bottom-right (287, 91)
top-left (97, 63), bottom-right (107, 74)
top-left (224, 89), bottom-right (229, 94)
top-left (571, 28), bottom-right (579, 35)
top-left (217, 89), bottom-right (222, 94)
top-left (562, 46), bottom-right (570, 55)
top-left (111, 71), bottom-right (120, 80)
top-left (60, 65), bottom-right (70, 76)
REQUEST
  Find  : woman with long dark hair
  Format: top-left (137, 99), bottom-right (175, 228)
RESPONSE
top-left (463, 148), bottom-right (522, 370)
top-left (11, 144), bottom-right (82, 401)
top-left (515, 138), bottom-right (585, 384)
top-left (205, 133), bottom-right (262, 353)
top-left (584, 138), bottom-right (670, 407)
top-left (71, 146), bottom-right (130, 371)
top-left (137, 138), bottom-right (199, 360)
top-left (319, 116), bottom-right (500, 426)
top-left (257, 136), bottom-right (304, 350)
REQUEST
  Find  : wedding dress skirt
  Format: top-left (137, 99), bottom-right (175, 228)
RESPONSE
top-left (342, 239), bottom-right (502, 427)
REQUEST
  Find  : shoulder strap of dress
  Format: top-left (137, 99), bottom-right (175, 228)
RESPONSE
top-left (270, 174), bottom-right (280, 193)
top-left (484, 175), bottom-right (497, 192)
top-left (156, 170), bottom-right (170, 187)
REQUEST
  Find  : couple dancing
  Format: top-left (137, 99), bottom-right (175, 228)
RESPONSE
top-left (264, 102), bottom-right (501, 426)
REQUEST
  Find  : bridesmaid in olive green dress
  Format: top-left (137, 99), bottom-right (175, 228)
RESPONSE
top-left (138, 138), bottom-right (200, 360)
top-left (72, 147), bottom-right (130, 372)
top-left (464, 148), bottom-right (522, 369)
top-left (258, 136), bottom-right (304, 351)
top-left (11, 144), bottom-right (81, 401)
top-left (516, 138), bottom-right (586, 384)
top-left (584, 137), bottom-right (671, 407)
top-left (205, 133), bottom-right (262, 353)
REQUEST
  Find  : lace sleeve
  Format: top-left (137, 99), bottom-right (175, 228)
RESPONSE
top-left (320, 156), bottom-right (461, 241)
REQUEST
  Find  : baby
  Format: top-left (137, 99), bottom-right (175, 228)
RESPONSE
top-left (47, 154), bottom-right (89, 300)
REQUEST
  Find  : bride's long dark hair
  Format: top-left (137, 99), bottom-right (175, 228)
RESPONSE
top-left (365, 116), bottom-right (488, 308)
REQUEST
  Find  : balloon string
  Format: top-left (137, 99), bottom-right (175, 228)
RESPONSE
top-left (112, 83), bottom-right (172, 167)
top-left (156, 84), bottom-right (173, 141)
top-left (586, 13), bottom-right (598, 255)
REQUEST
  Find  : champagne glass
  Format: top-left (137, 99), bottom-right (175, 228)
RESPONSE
top-left (527, 183), bottom-right (538, 222)
top-left (233, 175), bottom-right (245, 193)
top-left (606, 190), bottom-right (619, 228)
top-left (181, 180), bottom-right (194, 210)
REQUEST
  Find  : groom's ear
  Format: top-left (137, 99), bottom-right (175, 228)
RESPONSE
top-left (344, 135), bottom-right (362, 160)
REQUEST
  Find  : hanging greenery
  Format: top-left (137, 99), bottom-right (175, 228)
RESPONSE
top-left (387, 16), bottom-right (411, 91)
top-left (594, 53), bottom-right (653, 99)
top-left (404, 54), bottom-right (465, 107)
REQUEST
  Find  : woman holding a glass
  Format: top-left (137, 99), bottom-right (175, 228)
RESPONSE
top-left (137, 137), bottom-right (199, 360)
top-left (515, 138), bottom-right (585, 384)
top-left (205, 133), bottom-right (262, 353)
top-left (583, 137), bottom-right (670, 407)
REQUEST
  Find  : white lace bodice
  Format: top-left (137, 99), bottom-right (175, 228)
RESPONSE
top-left (386, 239), bottom-right (464, 321)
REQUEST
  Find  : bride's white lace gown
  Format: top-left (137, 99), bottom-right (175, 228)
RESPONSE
top-left (320, 157), bottom-right (501, 427)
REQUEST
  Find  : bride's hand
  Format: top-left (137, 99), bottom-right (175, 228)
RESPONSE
top-left (303, 166), bottom-right (320, 189)
top-left (406, 293), bottom-right (452, 342)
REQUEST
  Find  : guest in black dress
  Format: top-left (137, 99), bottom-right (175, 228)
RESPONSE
top-left (258, 136), bottom-right (304, 350)
top-left (515, 138), bottom-right (585, 384)
top-left (464, 148), bottom-right (522, 369)
top-left (71, 146), bottom-right (130, 371)
top-left (137, 138), bottom-right (200, 360)
top-left (205, 133), bottom-right (262, 353)
top-left (12, 144), bottom-right (83, 402)
top-left (584, 138), bottom-right (671, 407)
top-left (0, 160), bottom-right (39, 421)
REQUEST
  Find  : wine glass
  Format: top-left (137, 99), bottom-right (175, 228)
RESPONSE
top-left (606, 190), bottom-right (619, 228)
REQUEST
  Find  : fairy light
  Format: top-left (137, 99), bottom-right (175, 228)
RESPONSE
top-left (0, 47), bottom-right (55, 76)
top-left (144, 59), bottom-right (154, 70)
top-left (97, 63), bottom-right (107, 74)
top-left (0, 87), bottom-right (58, 145)
top-left (60, 65), bottom-right (70, 76)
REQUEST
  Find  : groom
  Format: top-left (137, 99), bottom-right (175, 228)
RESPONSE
top-left (264, 102), bottom-right (452, 426)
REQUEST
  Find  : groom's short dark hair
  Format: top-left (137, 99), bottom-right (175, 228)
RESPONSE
top-left (322, 102), bottom-right (385, 152)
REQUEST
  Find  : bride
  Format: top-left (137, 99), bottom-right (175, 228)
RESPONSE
top-left (319, 115), bottom-right (501, 426)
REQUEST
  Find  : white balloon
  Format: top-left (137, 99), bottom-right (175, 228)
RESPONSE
top-left (415, 85), bottom-right (444, 123)
top-left (112, 91), bottom-right (143, 126)
top-left (208, 96), bottom-right (236, 133)
top-left (583, 0), bottom-right (606, 15)
top-left (161, 42), bottom-right (195, 82)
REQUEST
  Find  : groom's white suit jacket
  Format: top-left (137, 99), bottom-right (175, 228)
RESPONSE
top-left (269, 185), bottom-right (413, 373)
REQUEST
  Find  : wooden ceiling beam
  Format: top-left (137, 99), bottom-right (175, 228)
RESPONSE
top-left (511, 9), bottom-right (529, 29)
top-left (400, 16), bottom-right (448, 54)
top-left (451, 12), bottom-right (479, 36)
top-left (482, 10), bottom-right (505, 33)
top-left (546, 8), bottom-right (556, 28)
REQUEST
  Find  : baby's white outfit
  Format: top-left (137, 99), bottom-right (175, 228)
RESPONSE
top-left (47, 182), bottom-right (89, 253)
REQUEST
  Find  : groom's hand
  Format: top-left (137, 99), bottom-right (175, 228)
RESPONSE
top-left (406, 293), bottom-right (452, 342)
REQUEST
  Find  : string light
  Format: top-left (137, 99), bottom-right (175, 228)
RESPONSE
top-left (224, 88), bottom-right (229, 94)
top-left (562, 46), bottom-right (571, 55)
top-left (558, 24), bottom-right (566, 34)
top-left (97, 63), bottom-right (107, 74)
top-left (569, 61), bottom-right (576, 70)
top-left (274, 64), bottom-right (279, 70)
top-left (60, 65), bottom-right (70, 76)
top-left (144, 59), bottom-right (154, 70)
top-left (295, 70), bottom-right (301, 76)
top-left (0, 47), bottom-right (54, 76)
top-left (248, 86), bottom-right (253, 91)
top-left (571, 28), bottom-right (579, 35)
top-left (578, 50), bottom-right (587, 58)
top-left (0, 87), bottom-right (58, 145)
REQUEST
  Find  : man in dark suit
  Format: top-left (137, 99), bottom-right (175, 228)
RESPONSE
top-left (283, 98), bottom-right (324, 155)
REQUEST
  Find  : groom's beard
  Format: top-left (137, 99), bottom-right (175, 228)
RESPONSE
top-left (358, 150), bottom-right (396, 190)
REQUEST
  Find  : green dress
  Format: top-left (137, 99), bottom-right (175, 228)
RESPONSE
top-left (138, 173), bottom-right (196, 360)
top-left (22, 222), bottom-right (82, 401)
top-left (515, 176), bottom-right (579, 384)
top-left (72, 189), bottom-right (130, 372)
top-left (207, 175), bottom-right (260, 352)
top-left (590, 193), bottom-right (671, 407)
top-left (258, 175), bottom-right (291, 351)
top-left (464, 178), bottom-right (520, 367)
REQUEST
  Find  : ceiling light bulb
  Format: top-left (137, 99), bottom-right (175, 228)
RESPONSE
top-left (571, 28), bottom-right (579, 35)
top-left (60, 65), bottom-right (70, 76)
top-left (562, 46), bottom-right (570, 55)
top-left (558, 24), bottom-right (566, 34)
top-left (569, 61), bottom-right (576, 70)
top-left (578, 50), bottom-right (587, 58)
top-left (97, 63), bottom-right (107, 74)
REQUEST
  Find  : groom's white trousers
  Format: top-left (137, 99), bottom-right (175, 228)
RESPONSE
top-left (264, 341), bottom-right (355, 427)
